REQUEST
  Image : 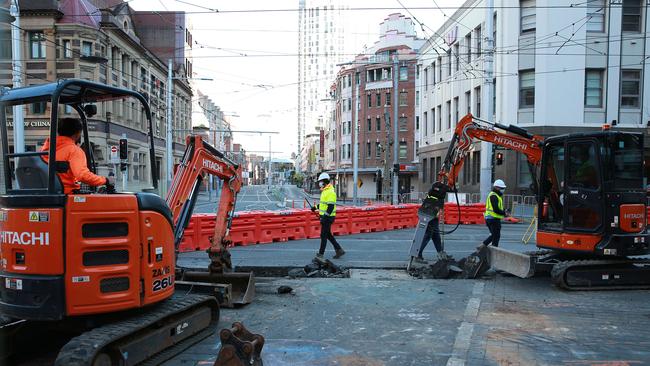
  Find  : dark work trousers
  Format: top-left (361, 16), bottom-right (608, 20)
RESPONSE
top-left (483, 218), bottom-right (502, 247)
top-left (319, 215), bottom-right (342, 254)
top-left (418, 218), bottom-right (443, 257)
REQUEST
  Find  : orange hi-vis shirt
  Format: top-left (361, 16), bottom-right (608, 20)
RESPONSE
top-left (41, 136), bottom-right (107, 194)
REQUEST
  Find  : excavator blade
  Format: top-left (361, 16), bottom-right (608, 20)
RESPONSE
top-left (177, 271), bottom-right (255, 308)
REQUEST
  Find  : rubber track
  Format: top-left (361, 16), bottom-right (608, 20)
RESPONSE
top-left (54, 294), bottom-right (218, 366)
top-left (551, 258), bottom-right (650, 290)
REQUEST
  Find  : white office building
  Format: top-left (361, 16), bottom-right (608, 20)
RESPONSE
top-left (416, 0), bottom-right (650, 196)
top-left (297, 0), bottom-right (348, 173)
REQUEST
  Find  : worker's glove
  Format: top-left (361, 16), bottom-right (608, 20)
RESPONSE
top-left (105, 176), bottom-right (116, 186)
top-left (311, 206), bottom-right (317, 213)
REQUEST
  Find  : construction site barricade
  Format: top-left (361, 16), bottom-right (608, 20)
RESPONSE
top-left (229, 211), bottom-right (260, 246)
top-left (257, 210), bottom-right (308, 243)
top-left (178, 215), bottom-right (198, 252)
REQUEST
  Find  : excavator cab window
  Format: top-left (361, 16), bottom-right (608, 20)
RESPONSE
top-left (565, 142), bottom-right (602, 231)
top-left (539, 143), bottom-right (565, 230)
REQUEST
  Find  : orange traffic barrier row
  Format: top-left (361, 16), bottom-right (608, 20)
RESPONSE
top-left (179, 203), bottom-right (495, 253)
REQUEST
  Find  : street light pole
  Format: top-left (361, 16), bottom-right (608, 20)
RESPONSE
top-left (10, 0), bottom-right (24, 153)
top-left (166, 59), bottom-right (173, 192)
top-left (352, 76), bottom-right (359, 206)
top-left (480, 0), bottom-right (495, 201)
top-left (267, 135), bottom-right (272, 190)
top-left (392, 55), bottom-right (399, 205)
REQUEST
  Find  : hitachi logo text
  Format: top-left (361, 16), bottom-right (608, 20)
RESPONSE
top-left (0, 231), bottom-right (50, 246)
top-left (624, 213), bottom-right (644, 219)
top-left (203, 159), bottom-right (223, 173)
top-left (492, 136), bottom-right (527, 151)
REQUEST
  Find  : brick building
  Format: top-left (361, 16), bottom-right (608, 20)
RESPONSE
top-left (1, 0), bottom-right (193, 193)
top-left (327, 14), bottom-right (424, 200)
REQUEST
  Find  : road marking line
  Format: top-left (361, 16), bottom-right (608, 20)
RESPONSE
top-left (446, 282), bottom-right (483, 366)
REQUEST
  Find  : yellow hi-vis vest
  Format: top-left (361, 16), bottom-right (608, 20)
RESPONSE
top-left (318, 184), bottom-right (337, 217)
top-left (484, 191), bottom-right (504, 219)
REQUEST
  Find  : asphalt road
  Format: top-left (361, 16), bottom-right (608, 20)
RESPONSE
top-left (193, 184), bottom-right (310, 213)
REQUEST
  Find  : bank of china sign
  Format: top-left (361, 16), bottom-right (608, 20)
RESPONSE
top-left (6, 121), bottom-right (51, 128)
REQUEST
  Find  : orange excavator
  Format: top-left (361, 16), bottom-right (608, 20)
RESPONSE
top-left (0, 80), bottom-right (254, 365)
top-left (412, 113), bottom-right (650, 289)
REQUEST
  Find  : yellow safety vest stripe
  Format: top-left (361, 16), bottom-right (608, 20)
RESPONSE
top-left (484, 192), bottom-right (504, 219)
top-left (318, 185), bottom-right (337, 217)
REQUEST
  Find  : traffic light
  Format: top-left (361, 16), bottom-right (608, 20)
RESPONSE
top-left (119, 138), bottom-right (128, 160)
top-left (495, 152), bottom-right (504, 165)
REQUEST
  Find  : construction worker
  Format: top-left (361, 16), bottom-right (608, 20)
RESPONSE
top-left (311, 172), bottom-right (345, 259)
top-left (41, 118), bottom-right (115, 194)
top-left (415, 193), bottom-right (449, 262)
top-left (482, 179), bottom-right (507, 247)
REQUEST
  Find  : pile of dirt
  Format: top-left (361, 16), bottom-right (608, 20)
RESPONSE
top-left (408, 245), bottom-right (490, 279)
top-left (288, 257), bottom-right (350, 278)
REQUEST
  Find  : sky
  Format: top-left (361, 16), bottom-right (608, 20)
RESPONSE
top-left (130, 0), bottom-right (460, 159)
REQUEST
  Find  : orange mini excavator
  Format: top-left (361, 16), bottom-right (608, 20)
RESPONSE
top-left (410, 113), bottom-right (650, 290)
top-left (0, 80), bottom-right (254, 365)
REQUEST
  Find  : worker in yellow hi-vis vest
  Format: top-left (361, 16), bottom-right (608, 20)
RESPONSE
top-left (482, 179), bottom-right (507, 248)
top-left (311, 173), bottom-right (345, 259)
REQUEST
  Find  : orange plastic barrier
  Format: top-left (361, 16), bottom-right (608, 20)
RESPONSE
top-left (178, 202), bottom-right (494, 252)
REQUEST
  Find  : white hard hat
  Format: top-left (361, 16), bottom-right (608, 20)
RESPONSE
top-left (318, 172), bottom-right (330, 181)
top-left (493, 179), bottom-right (506, 188)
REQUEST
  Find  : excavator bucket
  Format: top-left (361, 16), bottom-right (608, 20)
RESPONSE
top-left (214, 322), bottom-right (264, 366)
top-left (176, 271), bottom-right (255, 308)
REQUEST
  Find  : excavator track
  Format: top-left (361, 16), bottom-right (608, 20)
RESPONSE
top-left (551, 258), bottom-right (650, 290)
top-left (55, 294), bottom-right (219, 366)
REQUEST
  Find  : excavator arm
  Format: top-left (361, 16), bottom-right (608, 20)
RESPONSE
top-left (427, 113), bottom-right (544, 202)
top-left (166, 135), bottom-right (242, 273)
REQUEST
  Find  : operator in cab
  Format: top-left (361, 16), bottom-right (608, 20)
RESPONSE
top-left (311, 172), bottom-right (346, 259)
top-left (481, 179), bottom-right (507, 248)
top-left (41, 117), bottom-right (115, 194)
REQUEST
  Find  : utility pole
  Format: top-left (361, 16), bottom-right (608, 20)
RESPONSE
top-left (480, 0), bottom-right (495, 201)
top-left (391, 55), bottom-right (399, 205)
top-left (10, 0), bottom-right (24, 153)
top-left (352, 75), bottom-right (359, 206)
top-left (267, 135), bottom-right (272, 190)
top-left (166, 59), bottom-right (173, 192)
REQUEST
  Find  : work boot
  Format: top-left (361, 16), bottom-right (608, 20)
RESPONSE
top-left (438, 251), bottom-right (450, 261)
top-left (315, 253), bottom-right (324, 261)
top-left (476, 243), bottom-right (487, 251)
top-left (413, 256), bottom-right (426, 264)
top-left (333, 249), bottom-right (346, 259)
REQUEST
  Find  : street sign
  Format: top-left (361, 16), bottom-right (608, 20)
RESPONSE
top-left (109, 145), bottom-right (119, 163)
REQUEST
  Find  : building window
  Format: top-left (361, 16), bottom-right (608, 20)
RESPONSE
top-left (376, 93), bottom-right (381, 106)
top-left (622, 0), bottom-right (642, 32)
top-left (621, 69), bottom-right (641, 108)
top-left (416, 91), bottom-right (420, 106)
top-left (63, 40), bottom-right (72, 58)
top-left (431, 108), bottom-right (436, 133)
top-left (587, 0), bottom-right (605, 32)
top-left (472, 151), bottom-right (480, 185)
top-left (416, 115), bottom-right (420, 130)
top-left (518, 153), bottom-right (533, 188)
top-left (399, 117), bottom-right (408, 131)
top-left (520, 0), bottom-right (536, 33)
top-left (416, 64), bottom-right (421, 79)
top-left (367, 142), bottom-right (371, 158)
top-left (31, 102), bottom-right (46, 114)
top-left (376, 117), bottom-right (381, 131)
top-left (584, 69), bottom-right (604, 108)
top-left (437, 57), bottom-right (442, 81)
top-left (465, 33), bottom-right (472, 63)
top-left (463, 154), bottom-right (470, 185)
top-left (399, 66), bottom-right (408, 81)
top-left (424, 68), bottom-right (429, 91)
top-left (423, 112), bottom-right (427, 136)
top-left (465, 91), bottom-right (471, 115)
top-left (519, 70), bottom-right (535, 108)
top-left (430, 158), bottom-right (435, 183)
top-left (367, 118), bottom-right (372, 131)
top-left (474, 87), bottom-right (481, 118)
top-left (399, 142), bottom-right (407, 159)
top-left (356, 72), bottom-right (360, 85)
top-left (422, 158), bottom-right (428, 183)
top-left (454, 43), bottom-right (459, 72)
top-left (30, 32), bottom-right (46, 59)
top-left (386, 93), bottom-right (391, 106)
top-left (399, 92), bottom-right (408, 106)
top-left (367, 94), bottom-right (372, 108)
top-left (375, 142), bottom-right (381, 158)
top-left (446, 49), bottom-right (452, 77)
top-left (111, 47), bottom-right (119, 68)
top-left (437, 105), bottom-right (442, 132)
top-left (81, 41), bottom-right (93, 57)
top-left (475, 26), bottom-right (482, 57)
top-left (446, 100), bottom-right (452, 129)
top-left (453, 97), bottom-right (459, 128)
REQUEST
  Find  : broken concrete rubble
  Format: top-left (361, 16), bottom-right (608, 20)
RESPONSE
top-left (409, 245), bottom-right (490, 279)
top-left (287, 257), bottom-right (350, 278)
